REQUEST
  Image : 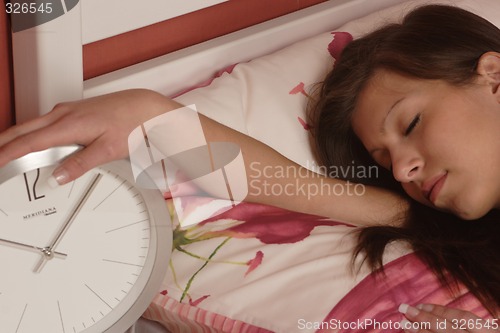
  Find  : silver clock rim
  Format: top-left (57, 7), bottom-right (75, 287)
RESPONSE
top-left (0, 145), bottom-right (172, 333)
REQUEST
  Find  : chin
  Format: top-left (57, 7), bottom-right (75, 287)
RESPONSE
top-left (452, 204), bottom-right (491, 221)
top-left (454, 210), bottom-right (479, 220)
top-left (407, 192), bottom-right (491, 221)
top-left (433, 190), bottom-right (493, 221)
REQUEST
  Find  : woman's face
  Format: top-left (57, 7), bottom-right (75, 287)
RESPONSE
top-left (351, 70), bottom-right (500, 220)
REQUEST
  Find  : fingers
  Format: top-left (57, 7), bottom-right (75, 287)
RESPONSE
top-left (0, 109), bottom-right (57, 147)
top-left (0, 104), bottom-right (122, 185)
top-left (0, 89), bottom-right (178, 185)
top-left (50, 138), bottom-right (124, 185)
top-left (0, 104), bottom-right (71, 167)
top-left (399, 303), bottom-right (459, 333)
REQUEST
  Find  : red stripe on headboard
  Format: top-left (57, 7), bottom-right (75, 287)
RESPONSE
top-left (83, 0), bottom-right (327, 80)
top-left (0, 9), bottom-right (14, 129)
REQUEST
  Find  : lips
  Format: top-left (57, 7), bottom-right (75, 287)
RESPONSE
top-left (422, 173), bottom-right (448, 203)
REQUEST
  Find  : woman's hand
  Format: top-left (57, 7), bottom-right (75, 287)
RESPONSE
top-left (399, 303), bottom-right (499, 333)
top-left (0, 89), bottom-right (182, 185)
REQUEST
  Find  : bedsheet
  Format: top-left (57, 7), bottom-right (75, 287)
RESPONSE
top-left (141, 196), bottom-right (489, 333)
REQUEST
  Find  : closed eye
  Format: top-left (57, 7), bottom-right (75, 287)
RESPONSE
top-left (404, 114), bottom-right (421, 136)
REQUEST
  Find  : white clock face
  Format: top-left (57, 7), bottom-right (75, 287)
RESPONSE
top-left (0, 165), bottom-right (156, 333)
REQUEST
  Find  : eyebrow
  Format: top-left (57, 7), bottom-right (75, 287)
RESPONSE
top-left (368, 97), bottom-right (404, 156)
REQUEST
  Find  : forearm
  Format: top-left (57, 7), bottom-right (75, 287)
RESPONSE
top-left (155, 95), bottom-right (408, 226)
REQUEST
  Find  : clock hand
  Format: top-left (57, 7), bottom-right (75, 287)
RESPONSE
top-left (0, 238), bottom-right (67, 259)
top-left (34, 173), bottom-right (102, 273)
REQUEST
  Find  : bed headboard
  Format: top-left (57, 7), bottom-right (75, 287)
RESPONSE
top-left (10, 0), bottom-right (403, 124)
top-left (0, 8), bottom-right (13, 131)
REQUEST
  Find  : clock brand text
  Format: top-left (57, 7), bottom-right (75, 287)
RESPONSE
top-left (23, 206), bottom-right (57, 220)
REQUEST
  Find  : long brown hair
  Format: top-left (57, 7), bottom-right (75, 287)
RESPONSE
top-left (309, 5), bottom-right (500, 313)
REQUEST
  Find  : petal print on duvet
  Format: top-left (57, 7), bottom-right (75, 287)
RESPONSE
top-left (245, 251), bottom-right (264, 276)
top-left (167, 197), bottom-right (352, 304)
top-left (289, 82), bottom-right (309, 97)
top-left (328, 32), bottom-right (353, 60)
top-left (188, 295), bottom-right (210, 307)
top-left (201, 201), bottom-right (353, 244)
top-left (289, 82), bottom-right (312, 130)
top-left (171, 63), bottom-right (239, 98)
top-left (298, 116), bottom-right (311, 130)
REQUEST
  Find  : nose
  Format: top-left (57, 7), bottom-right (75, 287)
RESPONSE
top-left (391, 148), bottom-right (423, 183)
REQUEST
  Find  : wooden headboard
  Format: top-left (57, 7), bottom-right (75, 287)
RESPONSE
top-left (83, 0), bottom-right (328, 80)
top-left (0, 7), bottom-right (13, 131)
top-left (7, 0), bottom-right (327, 125)
top-left (9, 0), bottom-right (401, 124)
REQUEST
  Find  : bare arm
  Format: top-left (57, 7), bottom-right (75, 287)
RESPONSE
top-left (0, 89), bottom-right (407, 226)
top-left (195, 106), bottom-right (407, 225)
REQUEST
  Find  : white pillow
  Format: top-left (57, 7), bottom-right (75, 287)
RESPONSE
top-left (174, 0), bottom-right (500, 170)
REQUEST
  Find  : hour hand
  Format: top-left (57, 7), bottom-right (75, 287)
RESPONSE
top-left (34, 173), bottom-right (102, 273)
top-left (0, 238), bottom-right (67, 259)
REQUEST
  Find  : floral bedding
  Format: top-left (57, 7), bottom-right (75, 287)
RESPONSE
top-left (140, 0), bottom-right (500, 331)
top-left (143, 196), bottom-right (489, 333)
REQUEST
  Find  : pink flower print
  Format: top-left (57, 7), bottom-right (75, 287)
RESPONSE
top-left (289, 82), bottom-right (310, 98)
top-left (297, 116), bottom-right (311, 131)
top-left (328, 32), bottom-right (353, 61)
top-left (168, 199), bottom-right (352, 304)
top-left (170, 63), bottom-right (238, 98)
top-left (188, 294), bottom-right (210, 306)
top-left (245, 251), bottom-right (264, 277)
top-left (201, 202), bottom-right (354, 244)
top-left (290, 83), bottom-right (312, 130)
top-left (215, 63), bottom-right (237, 76)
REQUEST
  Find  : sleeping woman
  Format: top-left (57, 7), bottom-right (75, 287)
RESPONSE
top-left (0, 4), bottom-right (498, 332)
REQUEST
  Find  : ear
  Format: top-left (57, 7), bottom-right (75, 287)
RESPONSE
top-left (476, 52), bottom-right (500, 95)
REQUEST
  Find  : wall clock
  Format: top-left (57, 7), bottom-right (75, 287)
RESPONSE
top-left (0, 146), bottom-right (172, 333)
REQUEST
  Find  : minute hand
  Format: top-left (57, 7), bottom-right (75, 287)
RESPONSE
top-left (34, 173), bottom-right (102, 273)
